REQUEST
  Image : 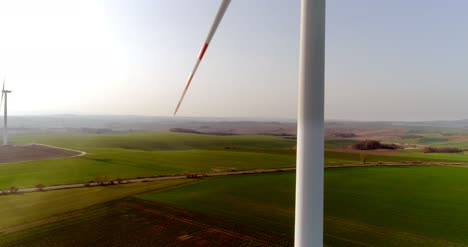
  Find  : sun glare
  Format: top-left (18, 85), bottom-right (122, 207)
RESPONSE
top-left (0, 1), bottom-right (131, 114)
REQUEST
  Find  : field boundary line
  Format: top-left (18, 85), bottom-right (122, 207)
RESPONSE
top-left (31, 143), bottom-right (87, 158)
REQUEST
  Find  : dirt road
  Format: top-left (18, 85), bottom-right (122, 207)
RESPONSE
top-left (7, 163), bottom-right (468, 195)
top-left (11, 168), bottom-right (296, 195)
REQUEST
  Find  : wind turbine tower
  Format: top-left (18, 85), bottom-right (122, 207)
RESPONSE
top-left (173, 0), bottom-right (326, 245)
top-left (1, 79), bottom-right (12, 145)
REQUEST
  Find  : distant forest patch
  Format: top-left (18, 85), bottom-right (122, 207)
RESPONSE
top-left (352, 140), bottom-right (401, 150)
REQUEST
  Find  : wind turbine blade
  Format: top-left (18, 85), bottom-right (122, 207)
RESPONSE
top-left (173, 0), bottom-right (231, 115)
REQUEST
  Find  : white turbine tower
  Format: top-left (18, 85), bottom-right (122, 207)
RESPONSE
top-left (173, 0), bottom-right (326, 246)
top-left (1, 79), bottom-right (12, 145)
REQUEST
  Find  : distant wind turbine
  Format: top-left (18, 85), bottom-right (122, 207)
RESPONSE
top-left (1, 78), bottom-right (12, 145)
top-left (173, 1), bottom-right (326, 246)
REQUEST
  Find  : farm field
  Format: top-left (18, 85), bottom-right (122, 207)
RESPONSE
top-left (1, 133), bottom-right (296, 189)
top-left (3, 166), bottom-right (468, 246)
top-left (138, 173), bottom-right (295, 241)
top-left (0, 198), bottom-right (277, 247)
top-left (0, 144), bottom-right (82, 164)
top-left (0, 179), bottom-right (193, 234)
top-left (140, 168), bottom-right (468, 247)
top-left (12, 132), bottom-right (296, 151)
top-left (4, 132), bottom-right (468, 190)
top-left (4, 129), bottom-right (468, 246)
top-left (325, 149), bottom-right (468, 166)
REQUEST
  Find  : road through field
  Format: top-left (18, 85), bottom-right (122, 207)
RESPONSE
top-left (8, 163), bottom-right (468, 195)
top-left (10, 168), bottom-right (296, 194)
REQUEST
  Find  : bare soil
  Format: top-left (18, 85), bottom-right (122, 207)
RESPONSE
top-left (0, 144), bottom-right (83, 164)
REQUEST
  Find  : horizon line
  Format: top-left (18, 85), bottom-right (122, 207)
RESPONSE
top-left (4, 113), bottom-right (468, 123)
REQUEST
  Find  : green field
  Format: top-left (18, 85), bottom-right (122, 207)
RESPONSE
top-left (1, 133), bottom-right (296, 189)
top-left (3, 165), bottom-right (468, 246)
top-left (384, 130), bottom-right (468, 149)
top-left (3, 127), bottom-right (468, 245)
top-left (0, 179), bottom-right (192, 234)
top-left (324, 149), bottom-right (468, 166)
top-left (0, 149), bottom-right (295, 189)
top-left (325, 166), bottom-right (468, 246)
top-left (324, 139), bottom-right (359, 148)
top-left (13, 133), bottom-right (296, 151)
top-left (2, 132), bottom-right (468, 190)
top-left (138, 173), bottom-right (295, 238)
top-left (0, 197), bottom-right (269, 247)
top-left (140, 167), bottom-right (468, 247)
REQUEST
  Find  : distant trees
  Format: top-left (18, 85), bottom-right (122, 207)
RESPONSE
top-left (423, 147), bottom-right (463, 153)
top-left (352, 140), bottom-right (401, 150)
top-left (95, 176), bottom-right (110, 185)
top-left (170, 128), bottom-right (236, 136)
top-left (93, 176), bottom-right (127, 186)
top-left (9, 186), bottom-right (18, 194)
top-left (170, 128), bottom-right (202, 134)
top-left (359, 154), bottom-right (368, 165)
top-left (0, 187), bottom-right (19, 195)
top-left (36, 184), bottom-right (45, 191)
top-left (186, 174), bottom-right (206, 179)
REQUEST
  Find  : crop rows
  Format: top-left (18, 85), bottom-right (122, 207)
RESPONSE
top-left (0, 200), bottom-right (273, 247)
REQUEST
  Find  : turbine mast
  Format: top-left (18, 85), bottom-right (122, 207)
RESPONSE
top-left (1, 78), bottom-right (11, 146)
top-left (3, 91), bottom-right (7, 145)
top-left (295, 0), bottom-right (326, 246)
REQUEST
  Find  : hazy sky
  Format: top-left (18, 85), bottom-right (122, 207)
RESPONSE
top-left (0, 0), bottom-right (467, 121)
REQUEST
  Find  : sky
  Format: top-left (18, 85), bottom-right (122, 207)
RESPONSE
top-left (0, 0), bottom-right (467, 121)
